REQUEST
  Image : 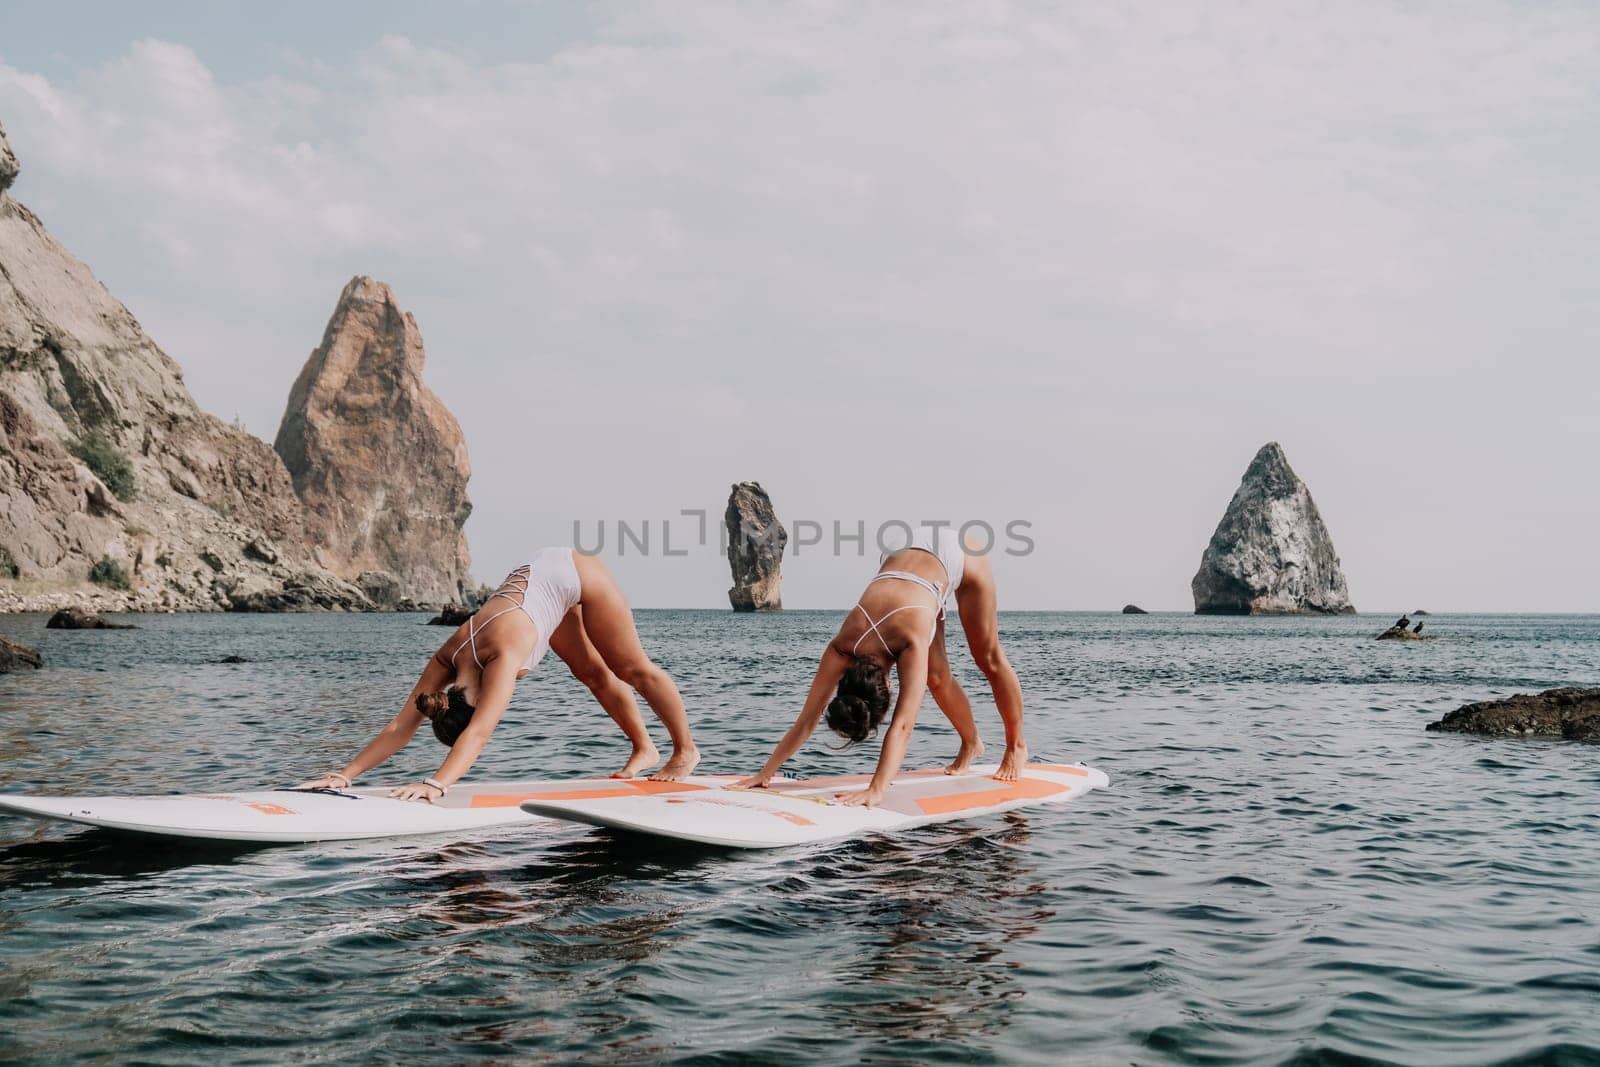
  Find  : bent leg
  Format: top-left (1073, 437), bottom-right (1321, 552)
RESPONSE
top-left (572, 553), bottom-right (700, 780)
top-left (927, 619), bottom-right (985, 773)
top-left (953, 551), bottom-right (1028, 780)
top-left (549, 607), bottom-right (660, 778)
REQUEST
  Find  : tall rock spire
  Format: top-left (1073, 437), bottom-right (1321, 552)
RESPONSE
top-left (1192, 442), bottom-right (1355, 615)
top-left (726, 481), bottom-right (785, 611)
top-left (274, 276), bottom-right (472, 606)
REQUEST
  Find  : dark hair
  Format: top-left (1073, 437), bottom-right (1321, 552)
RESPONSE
top-left (825, 656), bottom-right (892, 744)
top-left (416, 686), bottom-right (475, 746)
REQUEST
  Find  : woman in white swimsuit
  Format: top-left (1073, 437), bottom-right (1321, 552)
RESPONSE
top-left (299, 548), bottom-right (700, 801)
top-left (734, 527), bottom-right (1028, 807)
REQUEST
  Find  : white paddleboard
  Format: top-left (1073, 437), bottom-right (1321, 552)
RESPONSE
top-left (520, 762), bottom-right (1109, 849)
top-left (0, 775), bottom-right (741, 844)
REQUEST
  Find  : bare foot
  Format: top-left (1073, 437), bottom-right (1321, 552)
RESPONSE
top-left (944, 737), bottom-right (986, 775)
top-left (611, 742), bottom-right (661, 779)
top-left (995, 742), bottom-right (1029, 781)
top-left (650, 744), bottom-right (702, 782)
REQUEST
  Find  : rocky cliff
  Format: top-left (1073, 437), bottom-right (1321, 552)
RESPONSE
top-left (1192, 442), bottom-right (1355, 615)
top-left (274, 277), bottom-right (472, 607)
top-left (726, 481), bottom-right (785, 611)
top-left (0, 117), bottom-right (369, 612)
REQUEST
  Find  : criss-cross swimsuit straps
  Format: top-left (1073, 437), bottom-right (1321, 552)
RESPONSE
top-left (449, 566), bottom-right (532, 671)
top-left (851, 569), bottom-right (947, 656)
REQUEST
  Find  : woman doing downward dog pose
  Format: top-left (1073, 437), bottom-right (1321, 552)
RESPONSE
top-left (734, 526), bottom-right (1027, 807)
top-left (299, 548), bottom-right (700, 802)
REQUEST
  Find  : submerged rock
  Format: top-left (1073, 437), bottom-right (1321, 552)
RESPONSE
top-left (274, 277), bottom-right (473, 607)
top-left (725, 481), bottom-right (786, 611)
top-left (46, 607), bottom-right (134, 630)
top-left (428, 604), bottom-right (474, 626)
top-left (0, 634), bottom-right (41, 671)
top-left (1426, 687), bottom-right (1600, 740)
top-left (1121, 604), bottom-right (1148, 615)
top-left (1192, 443), bottom-right (1355, 616)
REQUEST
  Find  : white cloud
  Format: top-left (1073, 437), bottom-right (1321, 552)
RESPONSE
top-left (1, 2), bottom-right (1598, 609)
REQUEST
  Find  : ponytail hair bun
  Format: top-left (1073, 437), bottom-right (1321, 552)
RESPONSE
top-left (825, 656), bottom-right (892, 745)
top-left (416, 686), bottom-right (476, 746)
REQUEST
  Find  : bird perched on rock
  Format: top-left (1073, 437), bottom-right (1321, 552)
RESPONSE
top-left (1394, 615), bottom-right (1411, 630)
top-left (1412, 621), bottom-right (1424, 634)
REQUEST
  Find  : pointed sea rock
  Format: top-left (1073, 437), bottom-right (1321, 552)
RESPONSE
top-left (1192, 442), bottom-right (1355, 615)
top-left (274, 277), bottom-right (472, 606)
top-left (726, 481), bottom-right (785, 611)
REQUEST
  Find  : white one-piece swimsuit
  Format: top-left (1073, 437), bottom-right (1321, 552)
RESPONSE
top-left (851, 526), bottom-right (967, 655)
top-left (450, 547), bottom-right (582, 672)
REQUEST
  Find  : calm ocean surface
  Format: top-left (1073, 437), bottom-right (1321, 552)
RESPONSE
top-left (0, 610), bottom-right (1596, 1066)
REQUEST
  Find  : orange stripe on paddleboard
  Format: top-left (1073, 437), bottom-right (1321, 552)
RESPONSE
top-left (1025, 763), bottom-right (1089, 776)
top-left (245, 802), bottom-right (296, 816)
top-left (469, 780), bottom-right (706, 808)
top-left (914, 777), bottom-right (1065, 815)
top-left (665, 794), bottom-right (815, 826)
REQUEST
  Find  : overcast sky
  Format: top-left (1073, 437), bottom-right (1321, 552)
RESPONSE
top-left (2, 1), bottom-right (1596, 611)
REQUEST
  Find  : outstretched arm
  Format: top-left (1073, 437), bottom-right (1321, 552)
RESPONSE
top-left (298, 650), bottom-right (451, 789)
top-left (389, 654), bottom-right (521, 801)
top-left (733, 645), bottom-right (851, 788)
top-left (838, 642), bottom-right (928, 807)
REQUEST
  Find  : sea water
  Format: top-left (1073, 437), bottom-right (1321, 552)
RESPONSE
top-left (0, 611), bottom-right (1596, 1065)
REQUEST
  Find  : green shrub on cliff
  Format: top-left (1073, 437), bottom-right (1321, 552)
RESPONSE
top-left (69, 433), bottom-right (136, 501)
top-left (88, 556), bottom-right (131, 591)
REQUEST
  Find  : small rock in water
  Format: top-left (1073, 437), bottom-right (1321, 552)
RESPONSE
top-left (46, 608), bottom-right (136, 630)
top-left (1121, 604), bottom-right (1149, 614)
top-left (1376, 625), bottom-right (1434, 641)
top-left (428, 604), bottom-right (474, 626)
top-left (218, 654), bottom-right (249, 664)
top-left (1426, 687), bottom-right (1600, 740)
top-left (0, 635), bottom-right (43, 672)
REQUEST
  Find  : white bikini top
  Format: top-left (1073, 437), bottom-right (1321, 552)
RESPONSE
top-left (450, 566), bottom-right (534, 673)
top-left (447, 550), bottom-right (582, 675)
top-left (850, 561), bottom-right (950, 656)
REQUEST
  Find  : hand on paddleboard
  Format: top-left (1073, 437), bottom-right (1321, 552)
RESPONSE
top-left (295, 773), bottom-right (351, 791)
top-left (730, 774), bottom-right (772, 791)
top-left (390, 781), bottom-right (444, 803)
top-left (836, 788), bottom-right (884, 808)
